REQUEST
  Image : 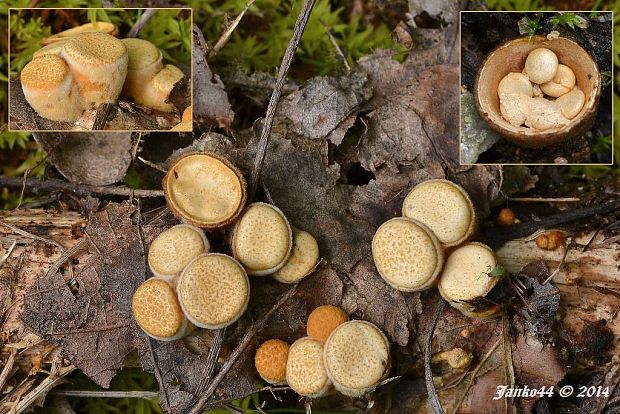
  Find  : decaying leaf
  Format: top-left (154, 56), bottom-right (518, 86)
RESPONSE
top-left (192, 24), bottom-right (234, 128)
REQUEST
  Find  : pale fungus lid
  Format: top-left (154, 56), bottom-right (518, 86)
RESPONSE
top-left (254, 339), bottom-right (290, 385)
top-left (163, 152), bottom-right (247, 228)
top-left (232, 202), bottom-right (293, 276)
top-left (147, 224), bottom-right (209, 279)
top-left (21, 54), bottom-right (70, 90)
top-left (286, 337), bottom-right (330, 398)
top-left (33, 40), bottom-right (68, 58)
top-left (152, 64), bottom-right (185, 93)
top-left (438, 242), bottom-right (499, 303)
top-left (307, 305), bottom-right (349, 343)
top-left (42, 22), bottom-right (117, 45)
top-left (402, 179), bottom-right (475, 246)
top-left (371, 217), bottom-right (442, 292)
top-left (121, 38), bottom-right (162, 69)
top-left (323, 320), bottom-right (390, 397)
top-left (273, 229), bottom-right (320, 283)
top-left (63, 32), bottom-right (127, 65)
top-left (177, 253), bottom-right (249, 329)
top-left (132, 278), bottom-right (185, 340)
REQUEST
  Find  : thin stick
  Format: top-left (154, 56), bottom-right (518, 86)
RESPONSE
top-left (321, 20), bottom-right (350, 72)
top-left (543, 237), bottom-right (572, 284)
top-left (189, 285), bottom-right (298, 414)
top-left (195, 327), bottom-right (227, 396)
top-left (0, 176), bottom-right (164, 198)
top-left (248, 0), bottom-right (317, 199)
top-left (508, 197), bottom-right (580, 203)
top-left (485, 200), bottom-right (619, 248)
top-left (208, 0), bottom-right (256, 58)
top-left (450, 337), bottom-right (503, 414)
top-left (92, 103), bottom-right (114, 130)
top-left (51, 390), bottom-right (159, 400)
top-left (127, 9), bottom-right (158, 38)
top-left (47, 323), bottom-right (130, 336)
top-left (424, 299), bottom-right (446, 414)
top-left (0, 220), bottom-right (64, 250)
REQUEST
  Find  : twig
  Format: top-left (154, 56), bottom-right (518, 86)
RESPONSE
top-left (127, 9), bottom-right (158, 38)
top-left (0, 220), bottom-right (64, 251)
top-left (0, 239), bottom-right (17, 267)
top-left (195, 327), bottom-right (227, 396)
top-left (508, 197), bottom-right (580, 203)
top-left (0, 348), bottom-right (17, 392)
top-left (15, 154), bottom-right (48, 210)
top-left (208, 0), bottom-right (256, 58)
top-left (320, 20), bottom-right (350, 72)
top-left (424, 299), bottom-right (446, 414)
top-left (543, 237), bottom-right (572, 284)
top-left (484, 200), bottom-right (619, 248)
top-left (14, 365), bottom-right (76, 414)
top-left (0, 176), bottom-right (164, 198)
top-left (502, 314), bottom-right (515, 414)
top-left (92, 103), bottom-right (114, 130)
top-left (44, 238), bottom-right (88, 280)
top-left (248, 0), bottom-right (317, 199)
top-left (189, 285), bottom-right (298, 414)
top-left (51, 390), bottom-right (159, 400)
top-left (47, 323), bottom-right (130, 336)
top-left (138, 156), bottom-right (167, 173)
top-left (450, 337), bottom-right (503, 414)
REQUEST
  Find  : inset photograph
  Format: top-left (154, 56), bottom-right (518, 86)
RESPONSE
top-left (460, 11), bottom-right (613, 164)
top-left (8, 8), bottom-right (192, 131)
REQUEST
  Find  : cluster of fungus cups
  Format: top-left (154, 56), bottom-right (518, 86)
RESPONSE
top-left (255, 305), bottom-right (391, 399)
top-left (372, 179), bottom-right (503, 317)
top-left (133, 152), bottom-right (321, 340)
top-left (20, 22), bottom-right (187, 122)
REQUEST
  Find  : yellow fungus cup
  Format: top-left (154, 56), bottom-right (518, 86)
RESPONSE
top-left (132, 278), bottom-right (193, 341)
top-left (371, 217), bottom-right (443, 292)
top-left (20, 54), bottom-right (83, 122)
top-left (402, 179), bottom-right (476, 247)
top-left (438, 242), bottom-right (501, 318)
top-left (121, 38), bottom-right (185, 112)
top-left (232, 202), bottom-right (293, 276)
top-left (273, 228), bottom-right (320, 283)
top-left (61, 32), bottom-right (128, 108)
top-left (176, 253), bottom-right (249, 329)
top-left (323, 320), bottom-right (390, 397)
top-left (163, 152), bottom-right (247, 229)
top-left (255, 339), bottom-right (290, 385)
top-left (286, 337), bottom-right (330, 398)
top-left (147, 224), bottom-right (209, 280)
top-left (307, 305), bottom-right (349, 343)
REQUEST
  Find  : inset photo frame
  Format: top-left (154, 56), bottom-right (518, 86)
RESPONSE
top-left (460, 11), bottom-right (613, 165)
top-left (8, 8), bottom-right (192, 132)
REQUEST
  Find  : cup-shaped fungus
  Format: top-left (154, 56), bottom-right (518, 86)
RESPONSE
top-left (323, 320), bottom-right (391, 397)
top-left (60, 32), bottom-right (128, 108)
top-left (438, 243), bottom-right (501, 318)
top-left (32, 40), bottom-right (68, 59)
top-left (273, 229), bottom-right (320, 283)
top-left (132, 278), bottom-right (192, 341)
top-left (147, 224), bottom-right (209, 280)
top-left (177, 253), bottom-right (249, 329)
top-left (121, 38), bottom-right (185, 112)
top-left (286, 337), bottom-right (330, 398)
top-left (307, 305), bottom-right (349, 343)
top-left (255, 339), bottom-right (290, 385)
top-left (402, 179), bottom-right (476, 247)
top-left (372, 217), bottom-right (443, 292)
top-left (20, 54), bottom-right (83, 121)
top-left (232, 202), bottom-right (293, 276)
top-left (163, 152), bottom-right (247, 229)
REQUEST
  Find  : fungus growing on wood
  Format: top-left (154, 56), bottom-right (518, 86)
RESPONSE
top-left (286, 337), bottom-right (330, 398)
top-left (306, 305), bottom-right (348, 343)
top-left (273, 228), bottom-right (320, 283)
top-left (255, 339), bottom-right (290, 385)
top-left (147, 224), bottom-right (209, 280)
